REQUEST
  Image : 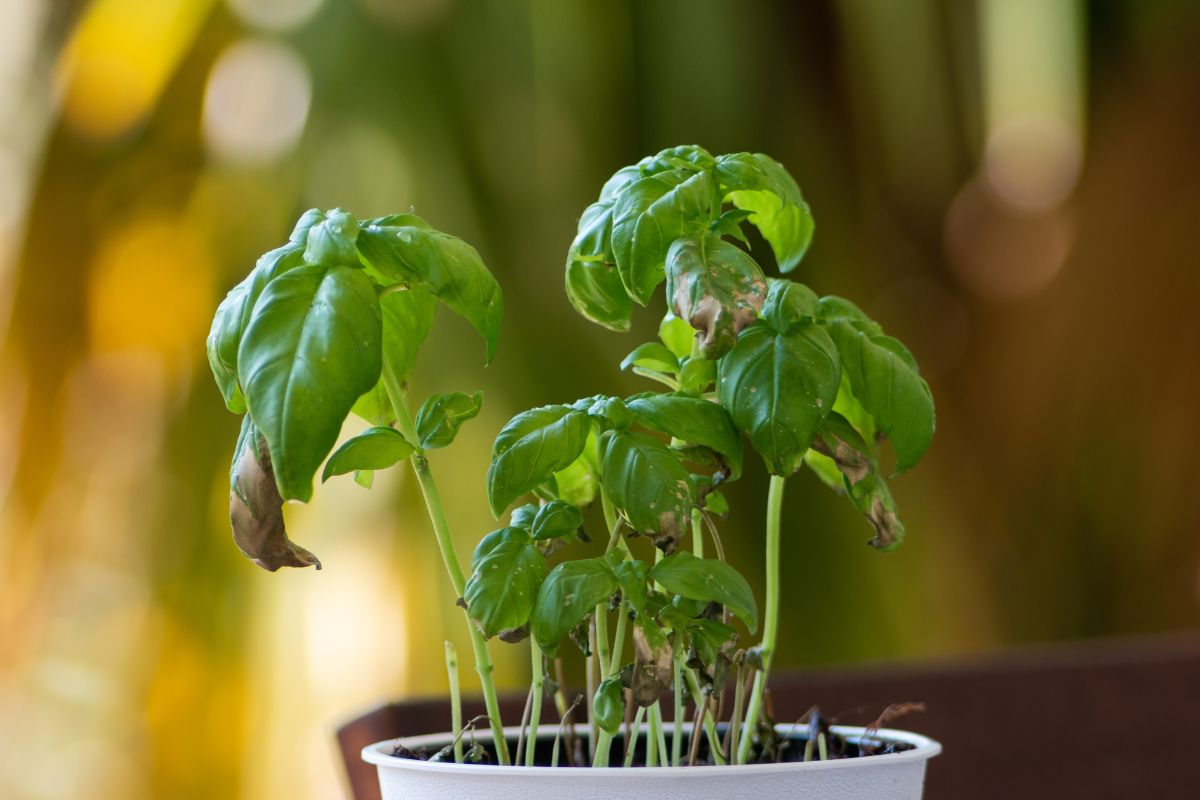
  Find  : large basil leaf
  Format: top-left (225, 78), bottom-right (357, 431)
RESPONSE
top-left (531, 556), bottom-right (619, 656)
top-left (717, 320), bottom-right (840, 476)
top-left (238, 265), bottom-right (382, 502)
top-left (288, 208), bottom-right (324, 244)
top-left (351, 288), bottom-right (437, 426)
top-left (415, 391), bottom-right (483, 449)
top-left (611, 170), bottom-right (713, 305)
top-left (600, 430), bottom-right (695, 548)
top-left (464, 527), bottom-right (547, 638)
top-left (665, 233), bottom-right (768, 359)
top-left (649, 551), bottom-right (758, 634)
top-left (809, 412), bottom-right (905, 551)
top-left (357, 218), bottom-right (502, 363)
top-left (626, 393), bottom-right (743, 479)
top-left (714, 153), bottom-right (814, 272)
top-left (564, 257), bottom-right (632, 332)
top-left (822, 318), bottom-right (934, 473)
top-left (322, 427), bottom-right (415, 482)
top-left (487, 405), bottom-right (592, 515)
top-left (207, 243), bottom-right (305, 413)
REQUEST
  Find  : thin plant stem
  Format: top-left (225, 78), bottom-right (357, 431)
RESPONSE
top-left (736, 474), bottom-right (785, 765)
top-left (381, 360), bottom-right (510, 764)
top-left (586, 622), bottom-right (598, 761)
top-left (671, 653), bottom-right (684, 767)
top-left (683, 666), bottom-right (727, 765)
top-left (444, 641), bottom-right (463, 764)
top-left (607, 602), bottom-right (628, 677)
top-left (691, 507), bottom-right (705, 558)
top-left (687, 695), bottom-right (708, 767)
top-left (515, 683), bottom-right (534, 766)
top-left (818, 731), bottom-right (828, 761)
top-left (723, 659), bottom-right (746, 761)
top-left (526, 639), bottom-right (545, 766)
top-left (646, 703), bottom-right (660, 768)
top-left (623, 706), bottom-right (647, 768)
top-left (552, 693), bottom-right (584, 769)
top-left (593, 730), bottom-right (612, 768)
top-left (653, 702), bottom-right (669, 766)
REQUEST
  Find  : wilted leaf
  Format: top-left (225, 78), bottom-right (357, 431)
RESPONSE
top-left (229, 417), bottom-right (321, 571)
top-left (631, 623), bottom-right (673, 708)
top-left (665, 233), bottom-right (767, 359)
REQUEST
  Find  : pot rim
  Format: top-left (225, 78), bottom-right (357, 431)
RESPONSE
top-left (362, 723), bottom-right (941, 777)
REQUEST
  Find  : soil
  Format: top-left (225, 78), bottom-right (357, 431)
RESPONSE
top-left (392, 710), bottom-right (917, 767)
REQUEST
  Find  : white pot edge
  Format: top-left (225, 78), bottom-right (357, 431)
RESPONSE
top-left (362, 723), bottom-right (942, 778)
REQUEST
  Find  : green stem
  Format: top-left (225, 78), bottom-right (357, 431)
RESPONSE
top-left (527, 639), bottom-right (544, 766)
top-left (586, 622), bottom-right (598, 761)
top-left (736, 474), bottom-right (785, 765)
top-left (381, 361), bottom-right (510, 765)
top-left (593, 730), bottom-right (613, 768)
top-left (445, 641), bottom-right (463, 763)
top-left (647, 703), bottom-right (660, 767)
top-left (607, 601), bottom-right (628, 678)
top-left (623, 706), bottom-right (647, 768)
top-left (691, 507), bottom-right (705, 558)
top-left (671, 653), bottom-right (684, 767)
top-left (683, 666), bottom-right (727, 765)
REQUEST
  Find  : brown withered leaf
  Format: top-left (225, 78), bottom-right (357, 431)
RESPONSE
top-left (665, 233), bottom-right (767, 359)
top-left (230, 420), bottom-right (321, 571)
top-left (810, 413), bottom-right (905, 551)
top-left (630, 625), bottom-right (673, 707)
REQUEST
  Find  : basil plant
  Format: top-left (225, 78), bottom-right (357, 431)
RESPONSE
top-left (206, 208), bottom-right (512, 762)
top-left (472, 146), bottom-right (935, 768)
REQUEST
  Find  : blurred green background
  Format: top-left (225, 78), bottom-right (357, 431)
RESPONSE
top-left (1, 0), bottom-right (1199, 797)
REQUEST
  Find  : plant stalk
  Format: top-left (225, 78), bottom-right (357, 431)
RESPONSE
top-left (381, 360), bottom-right (510, 764)
top-left (527, 639), bottom-right (544, 766)
top-left (623, 706), bottom-right (647, 768)
top-left (683, 666), bottom-right (727, 765)
top-left (671, 653), bottom-right (684, 766)
top-left (736, 474), bottom-right (785, 765)
top-left (444, 641), bottom-right (463, 763)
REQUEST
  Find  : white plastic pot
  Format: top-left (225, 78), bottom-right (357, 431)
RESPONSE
top-left (363, 724), bottom-right (941, 800)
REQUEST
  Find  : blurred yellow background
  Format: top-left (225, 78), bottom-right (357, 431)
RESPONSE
top-left (1, 0), bottom-right (1199, 797)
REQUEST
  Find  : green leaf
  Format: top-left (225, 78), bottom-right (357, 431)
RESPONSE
top-left (639, 145), bottom-right (715, 176)
top-left (626, 393), bottom-right (743, 479)
top-left (238, 265), bottom-right (382, 502)
top-left (615, 558), bottom-right (649, 613)
top-left (689, 618), bottom-right (738, 665)
top-left (611, 170), bottom-right (713, 305)
top-left (658, 312), bottom-right (695, 360)
top-left (351, 288), bottom-right (437, 426)
top-left (710, 208), bottom-right (753, 244)
top-left (761, 278), bottom-right (819, 332)
top-left (353, 470), bottom-right (374, 489)
top-left (289, 208), bottom-right (324, 244)
top-left (678, 357), bottom-right (716, 395)
top-left (510, 503), bottom-right (539, 529)
top-left (529, 499), bottom-right (583, 541)
top-left (357, 218), bottom-right (503, 363)
top-left (600, 430), bottom-right (694, 547)
top-left (823, 318), bottom-right (934, 473)
top-left (487, 405), bottom-right (592, 515)
top-left (464, 527), bottom-right (547, 638)
top-left (665, 233), bottom-right (768, 359)
top-left (415, 391), bottom-right (483, 449)
top-left (649, 551), bottom-right (758, 634)
top-left (565, 257), bottom-right (632, 332)
top-left (322, 427), bottom-right (415, 482)
top-left (593, 676), bottom-right (625, 736)
top-left (717, 319), bottom-right (840, 476)
top-left (810, 412), bottom-right (905, 550)
top-left (531, 557), bottom-right (619, 656)
top-left (304, 209), bottom-right (360, 267)
top-left (548, 427), bottom-right (601, 507)
top-left (715, 153), bottom-right (814, 272)
top-left (620, 342), bottom-right (678, 375)
top-left (703, 490), bottom-right (729, 515)
top-left (207, 243), bottom-right (305, 413)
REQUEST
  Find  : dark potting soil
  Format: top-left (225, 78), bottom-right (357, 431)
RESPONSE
top-left (391, 714), bottom-right (916, 768)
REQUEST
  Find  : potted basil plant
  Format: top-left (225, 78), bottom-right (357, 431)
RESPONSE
top-left (209, 146), bottom-right (941, 800)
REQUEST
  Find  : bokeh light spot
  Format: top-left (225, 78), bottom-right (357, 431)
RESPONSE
top-left (227, 0), bottom-right (324, 32)
top-left (202, 39), bottom-right (311, 166)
